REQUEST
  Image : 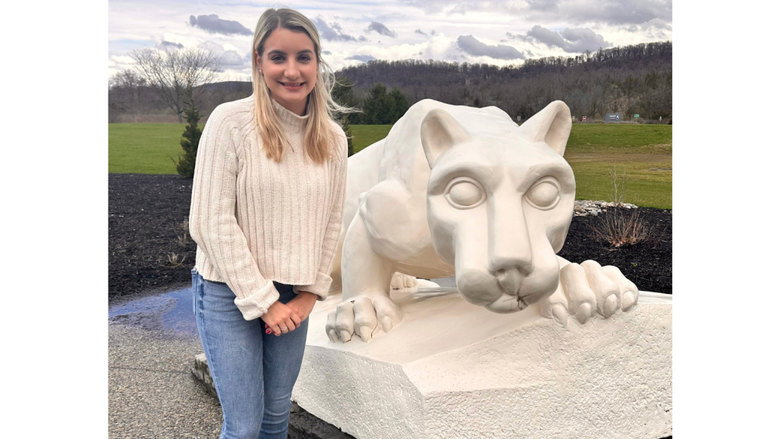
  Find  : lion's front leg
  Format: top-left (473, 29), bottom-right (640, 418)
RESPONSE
top-left (325, 211), bottom-right (402, 343)
top-left (541, 257), bottom-right (639, 326)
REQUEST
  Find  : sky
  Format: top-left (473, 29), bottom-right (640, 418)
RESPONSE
top-left (108, 0), bottom-right (673, 81)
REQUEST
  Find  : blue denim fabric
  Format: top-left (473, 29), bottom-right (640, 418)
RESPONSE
top-left (192, 269), bottom-right (308, 439)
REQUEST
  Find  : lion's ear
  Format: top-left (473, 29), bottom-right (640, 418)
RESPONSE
top-left (421, 109), bottom-right (472, 168)
top-left (519, 101), bottom-right (572, 156)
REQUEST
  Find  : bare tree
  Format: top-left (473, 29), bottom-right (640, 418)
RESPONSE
top-left (109, 70), bottom-right (147, 122)
top-left (129, 45), bottom-right (221, 123)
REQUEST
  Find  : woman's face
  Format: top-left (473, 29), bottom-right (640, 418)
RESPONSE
top-left (256, 27), bottom-right (318, 116)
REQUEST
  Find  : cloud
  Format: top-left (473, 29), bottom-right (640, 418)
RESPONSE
top-left (313, 17), bottom-right (358, 42)
top-left (456, 35), bottom-right (525, 60)
top-left (627, 18), bottom-right (672, 32)
top-left (505, 32), bottom-right (533, 43)
top-left (346, 55), bottom-right (376, 62)
top-left (414, 29), bottom-right (427, 36)
top-left (532, 0), bottom-right (672, 26)
top-left (366, 22), bottom-right (397, 38)
top-left (160, 40), bottom-right (184, 49)
top-left (199, 41), bottom-right (248, 70)
top-left (402, 0), bottom-right (670, 26)
top-left (220, 50), bottom-right (246, 68)
top-left (526, 25), bottom-right (611, 52)
top-left (526, 0), bottom-right (560, 12)
top-left (189, 14), bottom-right (252, 36)
top-left (401, 0), bottom-right (532, 16)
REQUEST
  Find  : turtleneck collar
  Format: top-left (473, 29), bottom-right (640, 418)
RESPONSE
top-left (271, 98), bottom-right (310, 132)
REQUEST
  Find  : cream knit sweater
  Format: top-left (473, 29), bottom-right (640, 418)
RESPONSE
top-left (189, 95), bottom-right (347, 321)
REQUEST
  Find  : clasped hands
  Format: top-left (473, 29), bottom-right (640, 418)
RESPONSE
top-left (261, 291), bottom-right (318, 336)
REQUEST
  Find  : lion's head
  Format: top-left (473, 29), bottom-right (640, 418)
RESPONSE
top-left (422, 101), bottom-right (576, 313)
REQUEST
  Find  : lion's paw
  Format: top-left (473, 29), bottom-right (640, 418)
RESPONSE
top-left (390, 272), bottom-right (418, 290)
top-left (541, 260), bottom-right (638, 327)
top-left (325, 295), bottom-right (403, 343)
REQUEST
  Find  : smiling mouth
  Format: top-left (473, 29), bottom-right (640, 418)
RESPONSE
top-left (280, 82), bottom-right (305, 87)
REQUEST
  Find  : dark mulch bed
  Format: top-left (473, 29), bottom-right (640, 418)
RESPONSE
top-left (109, 174), bottom-right (197, 300)
top-left (109, 173), bottom-right (671, 301)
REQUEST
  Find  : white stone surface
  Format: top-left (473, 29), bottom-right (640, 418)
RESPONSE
top-left (292, 290), bottom-right (672, 439)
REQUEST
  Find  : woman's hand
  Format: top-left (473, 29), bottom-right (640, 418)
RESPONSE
top-left (261, 301), bottom-right (301, 336)
top-left (264, 292), bottom-right (318, 334)
top-left (287, 291), bottom-right (318, 321)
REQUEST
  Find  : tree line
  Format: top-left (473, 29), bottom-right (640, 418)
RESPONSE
top-left (335, 41), bottom-right (672, 121)
top-left (110, 41), bottom-right (672, 124)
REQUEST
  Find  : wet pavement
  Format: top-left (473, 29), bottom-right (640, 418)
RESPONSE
top-left (109, 286), bottom-right (198, 336)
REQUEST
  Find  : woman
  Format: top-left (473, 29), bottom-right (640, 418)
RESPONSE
top-left (189, 8), bottom-right (350, 439)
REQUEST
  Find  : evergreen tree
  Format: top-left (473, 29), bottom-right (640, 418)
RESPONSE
top-left (362, 83), bottom-right (390, 124)
top-left (387, 88), bottom-right (409, 123)
top-left (175, 96), bottom-right (202, 178)
top-left (341, 115), bottom-right (355, 157)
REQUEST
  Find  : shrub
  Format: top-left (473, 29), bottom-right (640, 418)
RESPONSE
top-left (589, 165), bottom-right (652, 248)
top-left (174, 98), bottom-right (202, 178)
top-left (589, 208), bottom-right (649, 248)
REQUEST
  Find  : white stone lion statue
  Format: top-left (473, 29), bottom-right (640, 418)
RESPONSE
top-left (325, 99), bottom-right (638, 343)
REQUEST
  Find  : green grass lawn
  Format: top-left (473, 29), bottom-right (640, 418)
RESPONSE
top-left (351, 125), bottom-right (393, 153)
top-left (109, 123), bottom-right (671, 209)
top-left (109, 123), bottom-right (201, 174)
top-left (563, 124), bottom-right (672, 209)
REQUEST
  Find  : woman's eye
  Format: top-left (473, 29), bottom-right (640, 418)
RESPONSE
top-left (445, 179), bottom-right (485, 209)
top-left (525, 180), bottom-right (560, 209)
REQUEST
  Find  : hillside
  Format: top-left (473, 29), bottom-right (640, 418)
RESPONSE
top-left (109, 41), bottom-right (671, 123)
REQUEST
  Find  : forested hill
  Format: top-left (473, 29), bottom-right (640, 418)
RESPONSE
top-left (336, 41), bottom-right (672, 121)
top-left (108, 41), bottom-right (671, 123)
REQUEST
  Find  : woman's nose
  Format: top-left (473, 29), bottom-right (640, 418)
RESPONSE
top-left (284, 61), bottom-right (300, 78)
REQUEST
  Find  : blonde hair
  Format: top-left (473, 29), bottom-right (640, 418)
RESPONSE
top-left (252, 8), bottom-right (352, 164)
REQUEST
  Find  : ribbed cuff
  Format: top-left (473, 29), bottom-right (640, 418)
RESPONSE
top-left (293, 272), bottom-right (332, 301)
top-left (234, 281), bottom-right (280, 320)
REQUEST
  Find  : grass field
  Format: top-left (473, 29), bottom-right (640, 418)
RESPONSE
top-left (109, 123), bottom-right (202, 174)
top-left (109, 122), bottom-right (671, 209)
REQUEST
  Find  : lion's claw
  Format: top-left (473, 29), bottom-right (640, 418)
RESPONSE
top-left (543, 260), bottom-right (639, 325)
top-left (326, 294), bottom-right (402, 343)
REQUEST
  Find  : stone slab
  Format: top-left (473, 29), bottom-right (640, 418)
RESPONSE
top-left (291, 290), bottom-right (672, 439)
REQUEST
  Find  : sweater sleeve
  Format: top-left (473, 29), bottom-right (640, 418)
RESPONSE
top-left (189, 105), bottom-right (279, 320)
top-left (293, 132), bottom-right (348, 300)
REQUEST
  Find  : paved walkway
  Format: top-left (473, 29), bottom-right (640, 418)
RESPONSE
top-left (109, 303), bottom-right (223, 437)
top-left (108, 286), bottom-right (352, 439)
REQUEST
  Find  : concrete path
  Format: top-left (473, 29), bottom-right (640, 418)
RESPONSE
top-left (109, 286), bottom-right (223, 438)
top-left (108, 285), bottom-right (353, 438)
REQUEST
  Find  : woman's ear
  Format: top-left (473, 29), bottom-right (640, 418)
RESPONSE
top-left (255, 51), bottom-right (263, 72)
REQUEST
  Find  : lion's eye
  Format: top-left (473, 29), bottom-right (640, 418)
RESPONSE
top-left (526, 180), bottom-right (560, 210)
top-left (445, 178), bottom-right (485, 209)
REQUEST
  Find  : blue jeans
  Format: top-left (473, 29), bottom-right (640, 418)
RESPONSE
top-left (192, 269), bottom-right (308, 439)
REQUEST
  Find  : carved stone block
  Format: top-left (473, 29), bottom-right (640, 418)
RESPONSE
top-left (292, 290), bottom-right (672, 439)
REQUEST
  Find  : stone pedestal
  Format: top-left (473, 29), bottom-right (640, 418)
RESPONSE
top-left (291, 289), bottom-right (672, 439)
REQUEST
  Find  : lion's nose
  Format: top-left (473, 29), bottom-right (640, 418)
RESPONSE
top-left (495, 266), bottom-right (523, 296)
top-left (489, 218), bottom-right (534, 282)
